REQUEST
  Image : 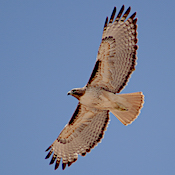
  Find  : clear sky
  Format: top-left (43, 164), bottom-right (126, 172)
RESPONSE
top-left (1, 0), bottom-right (175, 174)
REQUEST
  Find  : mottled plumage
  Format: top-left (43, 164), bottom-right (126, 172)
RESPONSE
top-left (45, 5), bottom-right (144, 170)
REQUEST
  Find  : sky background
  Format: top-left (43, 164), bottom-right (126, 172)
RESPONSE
top-left (1, 0), bottom-right (175, 174)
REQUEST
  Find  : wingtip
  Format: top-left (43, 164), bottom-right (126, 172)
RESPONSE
top-left (45, 146), bottom-right (51, 152)
top-left (133, 18), bottom-right (138, 24)
top-left (113, 6), bottom-right (116, 13)
top-left (103, 16), bottom-right (108, 31)
top-left (62, 163), bottom-right (67, 170)
top-left (49, 154), bottom-right (56, 165)
top-left (55, 159), bottom-right (60, 170)
top-left (68, 161), bottom-right (73, 167)
top-left (115, 5), bottom-right (125, 22)
top-left (121, 4), bottom-right (125, 9)
top-left (120, 6), bottom-right (131, 22)
top-left (109, 6), bottom-right (116, 23)
top-left (126, 6), bottom-right (131, 14)
top-left (45, 150), bottom-right (53, 159)
top-left (120, 5), bottom-right (125, 14)
top-left (130, 12), bottom-right (137, 20)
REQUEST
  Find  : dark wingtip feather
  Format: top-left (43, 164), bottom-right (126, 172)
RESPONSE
top-left (103, 16), bottom-right (108, 31)
top-left (73, 158), bottom-right (77, 162)
top-left (120, 6), bottom-right (131, 22)
top-left (62, 163), bottom-right (67, 170)
top-left (133, 18), bottom-right (138, 24)
top-left (55, 159), bottom-right (60, 170)
top-left (45, 146), bottom-right (51, 152)
top-left (109, 6), bottom-right (116, 23)
top-left (49, 154), bottom-right (56, 165)
top-left (126, 6), bottom-right (131, 14)
top-left (121, 5), bottom-right (125, 11)
top-left (45, 150), bottom-right (53, 159)
top-left (68, 161), bottom-right (73, 167)
top-left (115, 5), bottom-right (125, 22)
top-left (129, 12), bottom-right (137, 20)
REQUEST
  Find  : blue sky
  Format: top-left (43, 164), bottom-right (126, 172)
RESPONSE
top-left (1, 0), bottom-right (175, 174)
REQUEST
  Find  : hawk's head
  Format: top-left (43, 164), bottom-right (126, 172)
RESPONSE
top-left (67, 87), bottom-right (86, 100)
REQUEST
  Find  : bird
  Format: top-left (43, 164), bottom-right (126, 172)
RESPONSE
top-left (45, 5), bottom-right (144, 170)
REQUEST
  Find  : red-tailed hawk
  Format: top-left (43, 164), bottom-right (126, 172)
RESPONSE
top-left (45, 5), bottom-right (144, 170)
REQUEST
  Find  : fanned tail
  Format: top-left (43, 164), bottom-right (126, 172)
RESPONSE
top-left (110, 92), bottom-right (144, 125)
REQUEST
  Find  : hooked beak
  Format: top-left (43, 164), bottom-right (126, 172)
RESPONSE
top-left (67, 91), bottom-right (71, 95)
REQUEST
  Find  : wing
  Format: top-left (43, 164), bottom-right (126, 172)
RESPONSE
top-left (45, 103), bottom-right (109, 170)
top-left (87, 5), bottom-right (138, 93)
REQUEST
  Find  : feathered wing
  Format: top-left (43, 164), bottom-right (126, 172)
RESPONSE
top-left (45, 103), bottom-right (109, 170)
top-left (87, 5), bottom-right (138, 93)
top-left (87, 6), bottom-right (144, 125)
top-left (45, 5), bottom-right (143, 171)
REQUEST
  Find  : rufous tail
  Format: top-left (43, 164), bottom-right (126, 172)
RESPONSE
top-left (110, 92), bottom-right (144, 125)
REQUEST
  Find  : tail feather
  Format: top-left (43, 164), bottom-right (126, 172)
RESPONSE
top-left (110, 92), bottom-right (144, 125)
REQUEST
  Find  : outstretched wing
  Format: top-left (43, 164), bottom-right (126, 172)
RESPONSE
top-left (87, 5), bottom-right (138, 93)
top-left (45, 103), bottom-right (109, 170)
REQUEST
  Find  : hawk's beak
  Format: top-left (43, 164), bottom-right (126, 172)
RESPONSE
top-left (67, 91), bottom-right (71, 95)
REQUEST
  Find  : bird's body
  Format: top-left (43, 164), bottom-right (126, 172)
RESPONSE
top-left (71, 86), bottom-right (125, 111)
top-left (45, 5), bottom-right (144, 170)
top-left (70, 86), bottom-right (143, 123)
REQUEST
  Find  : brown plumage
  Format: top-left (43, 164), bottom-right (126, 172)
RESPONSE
top-left (45, 5), bottom-right (144, 170)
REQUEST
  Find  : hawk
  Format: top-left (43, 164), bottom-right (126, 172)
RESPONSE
top-left (45, 5), bottom-right (144, 170)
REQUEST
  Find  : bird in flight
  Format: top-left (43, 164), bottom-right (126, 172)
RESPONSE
top-left (45, 5), bottom-right (144, 170)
